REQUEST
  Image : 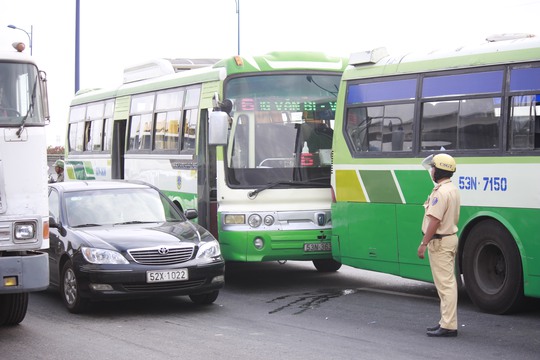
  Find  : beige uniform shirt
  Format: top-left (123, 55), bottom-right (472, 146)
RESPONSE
top-left (422, 179), bottom-right (460, 235)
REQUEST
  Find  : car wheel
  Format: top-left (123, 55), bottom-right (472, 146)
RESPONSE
top-left (60, 261), bottom-right (88, 313)
top-left (312, 259), bottom-right (342, 272)
top-left (189, 290), bottom-right (219, 305)
top-left (462, 220), bottom-right (524, 314)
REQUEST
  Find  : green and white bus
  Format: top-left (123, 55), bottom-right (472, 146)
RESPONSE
top-left (331, 34), bottom-right (540, 313)
top-left (65, 52), bottom-right (346, 271)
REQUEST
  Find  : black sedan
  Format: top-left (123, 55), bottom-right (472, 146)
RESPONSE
top-left (47, 180), bottom-right (225, 313)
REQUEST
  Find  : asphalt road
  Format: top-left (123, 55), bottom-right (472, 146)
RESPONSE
top-left (1, 261), bottom-right (539, 360)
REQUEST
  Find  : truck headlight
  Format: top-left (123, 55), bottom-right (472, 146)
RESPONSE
top-left (15, 222), bottom-right (36, 240)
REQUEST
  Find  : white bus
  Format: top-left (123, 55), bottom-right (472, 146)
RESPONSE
top-left (0, 42), bottom-right (50, 325)
top-left (65, 53), bottom-right (346, 271)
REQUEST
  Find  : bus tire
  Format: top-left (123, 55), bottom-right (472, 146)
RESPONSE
top-left (60, 261), bottom-right (89, 313)
top-left (0, 293), bottom-right (29, 326)
top-left (313, 259), bottom-right (342, 272)
top-left (189, 290), bottom-right (219, 305)
top-left (462, 220), bottom-right (524, 314)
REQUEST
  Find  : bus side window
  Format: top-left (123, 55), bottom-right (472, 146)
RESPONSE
top-left (509, 95), bottom-right (536, 150)
top-left (346, 108), bottom-right (369, 152)
top-left (535, 94), bottom-right (540, 149)
top-left (458, 97), bottom-right (500, 150)
top-left (84, 121), bottom-right (92, 151)
top-left (182, 109), bottom-right (198, 151)
top-left (421, 101), bottom-right (458, 150)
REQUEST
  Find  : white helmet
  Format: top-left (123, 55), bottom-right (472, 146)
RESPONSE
top-left (421, 154), bottom-right (456, 172)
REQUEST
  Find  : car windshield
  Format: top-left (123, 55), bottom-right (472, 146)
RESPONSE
top-left (64, 187), bottom-right (184, 227)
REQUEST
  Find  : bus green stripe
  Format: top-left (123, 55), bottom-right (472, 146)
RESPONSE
top-left (394, 170), bottom-right (433, 204)
top-left (359, 170), bottom-right (402, 203)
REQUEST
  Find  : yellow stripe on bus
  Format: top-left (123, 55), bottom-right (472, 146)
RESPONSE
top-left (335, 169), bottom-right (366, 202)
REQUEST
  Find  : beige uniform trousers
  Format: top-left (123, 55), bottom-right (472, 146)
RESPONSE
top-left (428, 234), bottom-right (458, 330)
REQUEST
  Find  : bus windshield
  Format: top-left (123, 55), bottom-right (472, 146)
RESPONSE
top-left (0, 62), bottom-right (43, 126)
top-left (225, 74), bottom-right (340, 187)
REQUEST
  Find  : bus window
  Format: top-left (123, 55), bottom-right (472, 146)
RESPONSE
top-left (346, 104), bottom-right (413, 152)
top-left (155, 111), bottom-right (180, 151)
top-left (509, 94), bottom-right (540, 149)
top-left (155, 89), bottom-right (183, 151)
top-left (182, 109), bottom-right (197, 151)
top-left (421, 98), bottom-right (500, 150)
top-left (69, 121), bottom-right (85, 152)
top-left (345, 107), bottom-right (369, 151)
top-left (103, 118), bottom-right (113, 151)
top-left (458, 98), bottom-right (500, 149)
top-left (128, 113), bottom-right (153, 150)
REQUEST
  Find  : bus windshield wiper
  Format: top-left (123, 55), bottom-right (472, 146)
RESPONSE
top-left (248, 179), bottom-right (328, 199)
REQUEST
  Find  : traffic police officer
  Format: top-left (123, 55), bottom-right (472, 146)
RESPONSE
top-left (418, 153), bottom-right (460, 337)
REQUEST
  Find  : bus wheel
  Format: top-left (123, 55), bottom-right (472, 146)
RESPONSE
top-left (313, 259), bottom-right (342, 272)
top-left (60, 261), bottom-right (89, 313)
top-left (462, 220), bottom-right (524, 314)
top-left (0, 293), bottom-right (29, 325)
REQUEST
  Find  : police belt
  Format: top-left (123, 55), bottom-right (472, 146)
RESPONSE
top-left (423, 233), bottom-right (456, 240)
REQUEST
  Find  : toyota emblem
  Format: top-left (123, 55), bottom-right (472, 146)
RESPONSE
top-left (158, 247), bottom-right (170, 255)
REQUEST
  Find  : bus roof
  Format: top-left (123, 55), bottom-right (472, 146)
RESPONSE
top-left (71, 51), bottom-right (347, 106)
top-left (345, 34), bottom-right (539, 80)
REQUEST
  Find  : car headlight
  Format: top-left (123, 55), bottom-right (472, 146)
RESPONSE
top-left (81, 247), bottom-right (129, 264)
top-left (196, 240), bottom-right (221, 259)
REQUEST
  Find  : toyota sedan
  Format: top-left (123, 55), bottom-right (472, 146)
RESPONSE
top-left (47, 180), bottom-right (225, 313)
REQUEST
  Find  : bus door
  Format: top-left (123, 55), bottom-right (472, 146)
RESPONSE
top-left (197, 108), bottom-right (218, 238)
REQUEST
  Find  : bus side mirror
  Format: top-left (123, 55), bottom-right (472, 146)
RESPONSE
top-left (209, 111), bottom-right (229, 146)
top-left (184, 209), bottom-right (198, 220)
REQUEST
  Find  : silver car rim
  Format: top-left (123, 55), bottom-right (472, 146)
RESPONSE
top-left (63, 267), bottom-right (78, 305)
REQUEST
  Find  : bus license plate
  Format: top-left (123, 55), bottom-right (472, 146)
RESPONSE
top-left (146, 269), bottom-right (188, 283)
top-left (303, 243), bottom-right (331, 252)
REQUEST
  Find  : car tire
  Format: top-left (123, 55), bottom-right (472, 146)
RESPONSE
top-left (60, 261), bottom-right (89, 313)
top-left (312, 259), bottom-right (342, 272)
top-left (189, 290), bottom-right (219, 305)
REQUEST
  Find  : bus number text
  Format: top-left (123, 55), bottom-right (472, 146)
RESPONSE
top-left (458, 176), bottom-right (508, 191)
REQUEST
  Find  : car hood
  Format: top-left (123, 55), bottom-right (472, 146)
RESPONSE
top-left (71, 221), bottom-right (209, 251)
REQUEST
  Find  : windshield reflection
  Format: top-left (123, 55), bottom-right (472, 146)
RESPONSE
top-left (225, 74), bottom-right (340, 188)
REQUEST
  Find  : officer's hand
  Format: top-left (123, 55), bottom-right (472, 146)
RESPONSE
top-left (417, 243), bottom-right (427, 259)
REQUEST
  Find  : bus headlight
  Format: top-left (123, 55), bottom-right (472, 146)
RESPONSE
top-left (253, 237), bottom-right (264, 250)
top-left (14, 222), bottom-right (36, 240)
top-left (224, 214), bottom-right (245, 225)
top-left (264, 215), bottom-right (275, 226)
top-left (248, 214), bottom-right (262, 228)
